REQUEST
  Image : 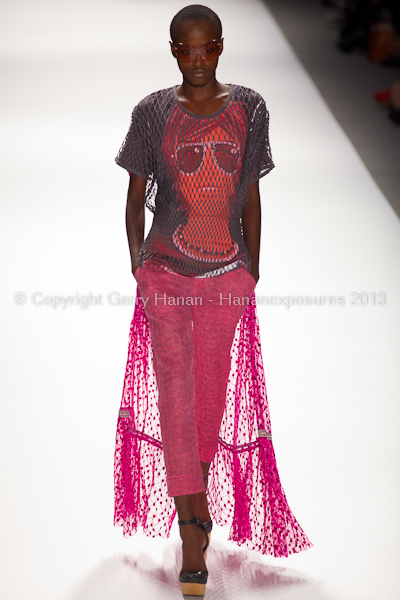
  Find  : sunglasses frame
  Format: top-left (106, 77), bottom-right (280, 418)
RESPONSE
top-left (174, 140), bottom-right (241, 176)
top-left (171, 38), bottom-right (223, 63)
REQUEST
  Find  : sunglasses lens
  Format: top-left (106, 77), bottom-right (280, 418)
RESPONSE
top-left (213, 144), bottom-right (239, 173)
top-left (174, 41), bottom-right (220, 62)
top-left (175, 45), bottom-right (193, 62)
top-left (203, 41), bottom-right (220, 60)
top-left (176, 145), bottom-right (204, 173)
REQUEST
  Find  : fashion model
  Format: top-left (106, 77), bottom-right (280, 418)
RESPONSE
top-left (114, 4), bottom-right (312, 596)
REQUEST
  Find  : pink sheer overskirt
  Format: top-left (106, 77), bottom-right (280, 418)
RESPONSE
top-left (114, 285), bottom-right (313, 557)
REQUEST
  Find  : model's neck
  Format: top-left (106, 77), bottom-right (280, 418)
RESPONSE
top-left (178, 77), bottom-right (223, 103)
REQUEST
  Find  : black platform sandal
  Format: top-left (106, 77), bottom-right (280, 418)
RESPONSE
top-left (178, 516), bottom-right (209, 596)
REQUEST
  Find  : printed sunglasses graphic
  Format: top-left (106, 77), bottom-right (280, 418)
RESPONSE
top-left (175, 141), bottom-right (241, 176)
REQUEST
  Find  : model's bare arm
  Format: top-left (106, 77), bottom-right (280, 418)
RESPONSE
top-left (126, 173), bottom-right (146, 276)
top-left (242, 180), bottom-right (261, 284)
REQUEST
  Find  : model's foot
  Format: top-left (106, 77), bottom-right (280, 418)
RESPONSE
top-left (192, 490), bottom-right (211, 524)
top-left (179, 521), bottom-right (207, 573)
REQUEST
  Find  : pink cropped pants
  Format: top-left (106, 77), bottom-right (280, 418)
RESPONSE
top-left (134, 265), bottom-right (256, 497)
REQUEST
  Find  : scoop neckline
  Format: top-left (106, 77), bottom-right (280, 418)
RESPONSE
top-left (173, 83), bottom-right (233, 118)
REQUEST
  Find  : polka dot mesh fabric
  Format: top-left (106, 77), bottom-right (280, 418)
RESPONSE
top-left (114, 289), bottom-right (313, 557)
top-left (115, 84), bottom-right (275, 278)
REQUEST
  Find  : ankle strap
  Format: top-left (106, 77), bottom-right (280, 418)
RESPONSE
top-left (178, 516), bottom-right (210, 554)
top-left (178, 517), bottom-right (198, 526)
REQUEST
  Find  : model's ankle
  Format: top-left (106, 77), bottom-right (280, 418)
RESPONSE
top-left (179, 523), bottom-right (207, 573)
top-left (192, 491), bottom-right (211, 523)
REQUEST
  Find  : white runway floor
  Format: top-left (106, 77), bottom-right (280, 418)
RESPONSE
top-left (1, 1), bottom-right (400, 599)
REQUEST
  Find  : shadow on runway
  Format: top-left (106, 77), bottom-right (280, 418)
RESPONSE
top-left (67, 540), bottom-right (325, 599)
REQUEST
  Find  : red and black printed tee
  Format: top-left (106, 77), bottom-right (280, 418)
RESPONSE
top-left (115, 84), bottom-right (275, 278)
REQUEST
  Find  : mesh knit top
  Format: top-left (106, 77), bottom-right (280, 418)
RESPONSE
top-left (115, 83), bottom-right (275, 278)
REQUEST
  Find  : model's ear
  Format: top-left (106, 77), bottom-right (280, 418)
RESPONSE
top-left (170, 41), bottom-right (177, 59)
top-left (219, 37), bottom-right (224, 56)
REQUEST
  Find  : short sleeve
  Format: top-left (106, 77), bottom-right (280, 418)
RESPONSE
top-left (247, 97), bottom-right (275, 184)
top-left (115, 102), bottom-right (151, 180)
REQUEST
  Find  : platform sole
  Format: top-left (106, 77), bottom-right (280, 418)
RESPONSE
top-left (180, 582), bottom-right (206, 596)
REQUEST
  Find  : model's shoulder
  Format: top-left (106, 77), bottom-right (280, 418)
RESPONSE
top-left (231, 84), bottom-right (266, 105)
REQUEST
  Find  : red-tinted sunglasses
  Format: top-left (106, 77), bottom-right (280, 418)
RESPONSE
top-left (172, 39), bottom-right (222, 63)
top-left (175, 141), bottom-right (240, 175)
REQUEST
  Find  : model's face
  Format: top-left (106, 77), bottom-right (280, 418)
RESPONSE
top-left (170, 20), bottom-right (223, 86)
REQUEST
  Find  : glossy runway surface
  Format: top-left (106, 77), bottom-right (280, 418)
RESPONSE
top-left (69, 542), bottom-right (328, 600)
top-left (1, 1), bottom-right (400, 600)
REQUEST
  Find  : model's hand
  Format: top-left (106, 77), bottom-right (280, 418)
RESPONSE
top-left (250, 271), bottom-right (259, 285)
top-left (132, 265), bottom-right (140, 280)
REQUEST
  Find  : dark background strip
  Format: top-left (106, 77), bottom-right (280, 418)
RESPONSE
top-left (264, 0), bottom-right (400, 219)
